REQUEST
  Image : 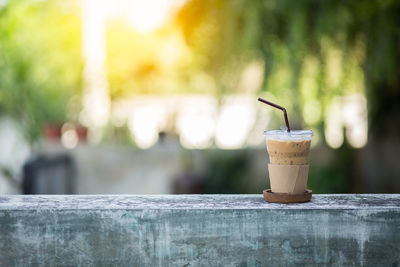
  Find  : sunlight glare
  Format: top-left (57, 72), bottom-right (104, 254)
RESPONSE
top-left (61, 123), bottom-right (79, 149)
top-left (215, 96), bottom-right (256, 149)
top-left (325, 98), bottom-right (344, 149)
top-left (343, 94), bottom-right (368, 148)
top-left (129, 0), bottom-right (173, 33)
top-left (176, 96), bottom-right (216, 149)
top-left (325, 94), bottom-right (368, 149)
top-left (128, 105), bottom-right (165, 149)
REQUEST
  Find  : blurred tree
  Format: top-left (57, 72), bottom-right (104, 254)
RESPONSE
top-left (177, 0), bottom-right (400, 193)
top-left (0, 0), bottom-right (82, 142)
top-left (177, 0), bottom-right (400, 133)
top-left (106, 14), bottom-right (210, 99)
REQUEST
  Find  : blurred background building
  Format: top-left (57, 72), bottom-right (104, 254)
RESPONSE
top-left (0, 0), bottom-right (399, 194)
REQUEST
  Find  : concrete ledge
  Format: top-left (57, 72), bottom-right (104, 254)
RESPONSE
top-left (0, 194), bottom-right (399, 265)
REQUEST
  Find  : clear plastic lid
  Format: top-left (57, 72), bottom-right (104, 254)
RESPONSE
top-left (264, 129), bottom-right (313, 141)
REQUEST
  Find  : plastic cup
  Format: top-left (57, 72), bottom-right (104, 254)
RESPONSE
top-left (264, 130), bottom-right (313, 194)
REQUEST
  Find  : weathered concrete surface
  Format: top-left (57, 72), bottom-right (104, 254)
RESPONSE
top-left (0, 195), bottom-right (399, 266)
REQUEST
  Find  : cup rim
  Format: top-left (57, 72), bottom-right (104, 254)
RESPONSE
top-left (264, 129), bottom-right (313, 140)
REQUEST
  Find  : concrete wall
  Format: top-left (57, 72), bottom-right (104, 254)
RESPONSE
top-left (1, 194), bottom-right (399, 266)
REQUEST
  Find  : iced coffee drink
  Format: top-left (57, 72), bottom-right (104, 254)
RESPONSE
top-left (266, 133), bottom-right (311, 165)
top-left (264, 130), bottom-right (313, 194)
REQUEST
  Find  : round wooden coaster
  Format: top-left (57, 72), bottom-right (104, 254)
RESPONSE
top-left (263, 189), bottom-right (312, 203)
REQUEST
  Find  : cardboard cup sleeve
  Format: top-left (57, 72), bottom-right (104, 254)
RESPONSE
top-left (268, 164), bottom-right (309, 194)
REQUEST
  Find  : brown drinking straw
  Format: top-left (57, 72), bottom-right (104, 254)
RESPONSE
top-left (258, 97), bottom-right (291, 132)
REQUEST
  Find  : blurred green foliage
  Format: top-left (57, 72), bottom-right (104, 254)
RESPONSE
top-left (0, 0), bottom-right (82, 142)
top-left (177, 0), bottom-right (400, 132)
top-left (5, 0), bottom-right (395, 143)
top-left (176, 0), bottom-right (400, 193)
top-left (0, 0), bottom-right (398, 193)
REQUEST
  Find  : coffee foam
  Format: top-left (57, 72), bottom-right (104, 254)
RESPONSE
top-left (264, 129), bottom-right (313, 141)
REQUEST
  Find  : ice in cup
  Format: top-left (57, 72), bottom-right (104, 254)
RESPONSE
top-left (264, 130), bottom-right (313, 194)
